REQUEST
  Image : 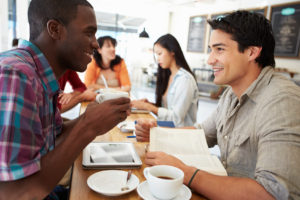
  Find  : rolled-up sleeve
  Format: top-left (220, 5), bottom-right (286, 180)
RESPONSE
top-left (255, 92), bottom-right (300, 199)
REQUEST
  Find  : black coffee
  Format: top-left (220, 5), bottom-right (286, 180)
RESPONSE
top-left (156, 176), bottom-right (174, 180)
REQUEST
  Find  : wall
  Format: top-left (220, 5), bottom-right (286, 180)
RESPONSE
top-left (0, 0), bottom-right (9, 52)
top-left (169, 0), bottom-right (300, 74)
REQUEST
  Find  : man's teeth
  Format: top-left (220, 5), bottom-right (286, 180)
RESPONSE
top-left (213, 68), bottom-right (223, 72)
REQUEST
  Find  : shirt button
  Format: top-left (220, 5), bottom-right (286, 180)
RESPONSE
top-left (224, 135), bottom-right (228, 139)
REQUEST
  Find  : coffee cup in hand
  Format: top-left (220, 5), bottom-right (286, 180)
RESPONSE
top-left (143, 165), bottom-right (184, 199)
top-left (96, 91), bottom-right (129, 103)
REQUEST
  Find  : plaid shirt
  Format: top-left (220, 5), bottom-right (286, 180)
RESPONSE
top-left (0, 40), bottom-right (63, 181)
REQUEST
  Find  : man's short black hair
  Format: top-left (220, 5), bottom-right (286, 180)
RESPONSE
top-left (28, 0), bottom-right (93, 41)
top-left (208, 10), bottom-right (275, 68)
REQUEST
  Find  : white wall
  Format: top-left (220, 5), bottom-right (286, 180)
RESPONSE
top-left (169, 0), bottom-right (300, 73)
top-left (16, 0), bottom-right (30, 41)
top-left (0, 0), bottom-right (9, 52)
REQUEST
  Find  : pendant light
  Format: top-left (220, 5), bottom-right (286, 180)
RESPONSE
top-left (139, 27), bottom-right (149, 38)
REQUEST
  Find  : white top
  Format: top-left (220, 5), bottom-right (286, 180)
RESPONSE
top-left (157, 68), bottom-right (199, 127)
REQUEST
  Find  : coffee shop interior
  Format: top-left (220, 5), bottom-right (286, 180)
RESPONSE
top-left (1, 0), bottom-right (300, 159)
top-left (1, 0), bottom-right (300, 199)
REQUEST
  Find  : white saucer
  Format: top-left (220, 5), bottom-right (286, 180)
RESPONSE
top-left (87, 170), bottom-right (139, 196)
top-left (137, 181), bottom-right (192, 200)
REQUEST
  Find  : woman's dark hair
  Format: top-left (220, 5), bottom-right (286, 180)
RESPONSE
top-left (154, 34), bottom-right (195, 107)
top-left (207, 10), bottom-right (275, 68)
top-left (93, 36), bottom-right (122, 71)
top-left (28, 0), bottom-right (92, 41)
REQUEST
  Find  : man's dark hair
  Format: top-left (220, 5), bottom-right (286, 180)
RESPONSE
top-left (12, 38), bottom-right (19, 47)
top-left (208, 10), bottom-right (275, 68)
top-left (93, 36), bottom-right (122, 71)
top-left (28, 0), bottom-right (93, 41)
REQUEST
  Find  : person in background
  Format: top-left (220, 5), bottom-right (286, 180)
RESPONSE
top-left (132, 34), bottom-right (199, 127)
top-left (84, 36), bottom-right (131, 92)
top-left (135, 11), bottom-right (300, 199)
top-left (0, 0), bottom-right (130, 199)
top-left (12, 38), bottom-right (19, 48)
top-left (58, 70), bottom-right (96, 113)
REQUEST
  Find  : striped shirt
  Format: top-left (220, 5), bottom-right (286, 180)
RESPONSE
top-left (0, 40), bottom-right (63, 181)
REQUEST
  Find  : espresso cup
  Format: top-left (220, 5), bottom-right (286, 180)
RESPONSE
top-left (96, 91), bottom-right (129, 103)
top-left (143, 165), bottom-right (184, 199)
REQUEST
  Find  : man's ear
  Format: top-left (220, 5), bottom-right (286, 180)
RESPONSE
top-left (247, 46), bottom-right (262, 61)
top-left (46, 19), bottom-right (64, 40)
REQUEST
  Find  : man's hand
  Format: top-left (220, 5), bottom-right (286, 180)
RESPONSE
top-left (135, 118), bottom-right (157, 142)
top-left (131, 100), bottom-right (150, 110)
top-left (59, 92), bottom-right (75, 105)
top-left (79, 97), bottom-right (131, 139)
top-left (81, 88), bottom-right (96, 101)
top-left (145, 152), bottom-right (186, 169)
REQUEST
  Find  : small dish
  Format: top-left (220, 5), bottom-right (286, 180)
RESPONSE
top-left (117, 121), bottom-right (135, 133)
top-left (87, 170), bottom-right (139, 196)
top-left (137, 180), bottom-right (192, 200)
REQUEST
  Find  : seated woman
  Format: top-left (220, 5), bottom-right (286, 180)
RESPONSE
top-left (84, 36), bottom-right (131, 92)
top-left (132, 34), bottom-right (199, 127)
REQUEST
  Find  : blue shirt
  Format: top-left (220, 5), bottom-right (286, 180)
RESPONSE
top-left (158, 68), bottom-right (199, 127)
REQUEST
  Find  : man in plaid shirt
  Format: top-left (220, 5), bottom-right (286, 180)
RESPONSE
top-left (0, 0), bottom-right (130, 199)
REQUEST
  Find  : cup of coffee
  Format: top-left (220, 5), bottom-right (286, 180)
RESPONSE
top-left (96, 90), bottom-right (129, 103)
top-left (143, 165), bottom-right (184, 199)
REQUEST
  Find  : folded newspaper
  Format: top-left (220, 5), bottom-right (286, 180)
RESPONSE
top-left (149, 127), bottom-right (227, 176)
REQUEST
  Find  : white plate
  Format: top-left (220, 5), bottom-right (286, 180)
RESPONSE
top-left (137, 180), bottom-right (192, 200)
top-left (87, 170), bottom-right (139, 196)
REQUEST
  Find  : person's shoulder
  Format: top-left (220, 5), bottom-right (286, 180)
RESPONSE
top-left (176, 68), bottom-right (196, 84)
top-left (0, 49), bottom-right (37, 80)
top-left (266, 72), bottom-right (300, 97)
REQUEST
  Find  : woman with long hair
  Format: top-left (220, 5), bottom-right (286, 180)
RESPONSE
top-left (132, 34), bottom-right (199, 127)
top-left (84, 36), bottom-right (131, 92)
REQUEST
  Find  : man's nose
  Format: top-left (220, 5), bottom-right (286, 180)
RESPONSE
top-left (207, 51), bottom-right (216, 66)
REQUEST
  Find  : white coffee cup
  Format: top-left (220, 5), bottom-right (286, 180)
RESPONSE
top-left (143, 165), bottom-right (184, 199)
top-left (96, 91), bottom-right (129, 103)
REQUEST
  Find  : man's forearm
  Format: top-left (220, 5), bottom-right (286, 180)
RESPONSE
top-left (60, 92), bottom-right (83, 113)
top-left (184, 166), bottom-right (274, 200)
top-left (0, 116), bottom-right (90, 200)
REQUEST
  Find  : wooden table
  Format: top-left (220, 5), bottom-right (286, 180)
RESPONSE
top-left (69, 102), bottom-right (205, 200)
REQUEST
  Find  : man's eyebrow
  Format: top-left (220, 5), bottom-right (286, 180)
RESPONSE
top-left (85, 26), bottom-right (97, 32)
top-left (208, 43), bottom-right (226, 48)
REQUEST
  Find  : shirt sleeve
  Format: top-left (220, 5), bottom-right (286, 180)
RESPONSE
top-left (68, 71), bottom-right (86, 92)
top-left (157, 74), bottom-right (197, 127)
top-left (118, 59), bottom-right (131, 87)
top-left (84, 59), bottom-right (98, 87)
top-left (0, 66), bottom-right (42, 181)
top-left (254, 92), bottom-right (300, 199)
top-left (200, 108), bottom-right (218, 148)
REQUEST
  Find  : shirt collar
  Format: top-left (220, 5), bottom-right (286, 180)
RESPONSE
top-left (240, 66), bottom-right (274, 103)
top-left (18, 39), bottom-right (60, 97)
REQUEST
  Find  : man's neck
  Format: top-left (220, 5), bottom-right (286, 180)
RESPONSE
top-left (31, 37), bottom-right (66, 79)
top-left (231, 64), bottom-right (262, 99)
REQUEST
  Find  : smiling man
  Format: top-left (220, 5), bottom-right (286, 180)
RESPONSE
top-left (0, 0), bottom-right (130, 199)
top-left (135, 11), bottom-right (300, 199)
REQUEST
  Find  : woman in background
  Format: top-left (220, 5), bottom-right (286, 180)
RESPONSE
top-left (84, 36), bottom-right (131, 92)
top-left (132, 34), bottom-right (199, 127)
